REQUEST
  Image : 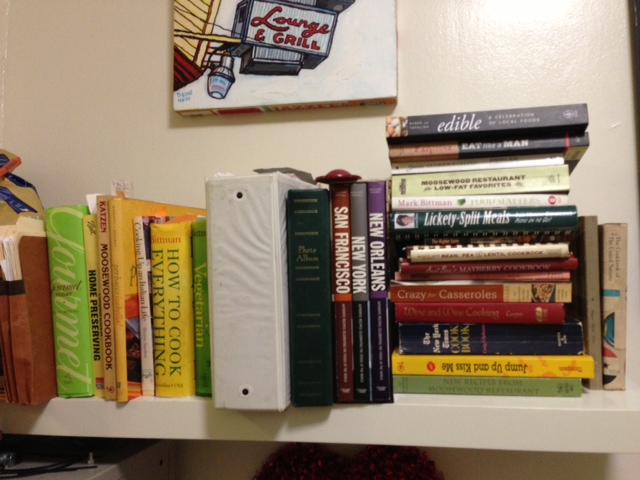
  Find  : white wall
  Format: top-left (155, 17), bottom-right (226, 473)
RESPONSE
top-left (2, 0), bottom-right (640, 478)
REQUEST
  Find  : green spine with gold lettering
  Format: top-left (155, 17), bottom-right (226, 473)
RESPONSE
top-left (192, 218), bottom-right (211, 397)
top-left (45, 205), bottom-right (96, 398)
top-left (287, 189), bottom-right (334, 406)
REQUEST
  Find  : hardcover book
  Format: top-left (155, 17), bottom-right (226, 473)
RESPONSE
top-left (394, 270), bottom-right (571, 283)
top-left (391, 165), bottom-right (570, 198)
top-left (151, 218), bottom-right (196, 397)
top-left (45, 205), bottom-right (96, 398)
top-left (207, 173), bottom-right (314, 411)
top-left (599, 223), bottom-right (628, 390)
top-left (330, 182), bottom-right (354, 402)
top-left (367, 180), bottom-right (392, 402)
top-left (393, 375), bottom-right (583, 397)
top-left (391, 349), bottom-right (595, 379)
top-left (192, 218), bottom-right (212, 397)
top-left (173, 0), bottom-right (397, 115)
top-left (389, 281), bottom-right (572, 304)
top-left (398, 319), bottom-right (585, 355)
top-left (394, 302), bottom-right (566, 325)
top-left (385, 103), bottom-right (589, 144)
top-left (286, 189), bottom-right (334, 407)
top-left (387, 131), bottom-right (589, 165)
top-left (390, 155), bottom-right (565, 176)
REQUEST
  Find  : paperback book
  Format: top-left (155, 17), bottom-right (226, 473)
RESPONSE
top-left (393, 375), bottom-right (583, 397)
top-left (391, 349), bottom-right (595, 379)
top-left (385, 103), bottom-right (589, 144)
top-left (391, 165), bottom-right (570, 198)
top-left (391, 194), bottom-right (570, 211)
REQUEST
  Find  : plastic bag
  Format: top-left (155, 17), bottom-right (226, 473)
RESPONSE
top-left (0, 150), bottom-right (45, 225)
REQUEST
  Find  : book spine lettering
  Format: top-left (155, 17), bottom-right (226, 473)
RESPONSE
top-left (397, 321), bottom-right (585, 355)
top-left (398, 256), bottom-right (579, 274)
top-left (393, 302), bottom-right (566, 324)
top-left (391, 165), bottom-right (570, 197)
top-left (287, 189), bottom-right (334, 406)
top-left (385, 104), bottom-right (588, 144)
top-left (599, 223), bottom-right (628, 390)
top-left (391, 350), bottom-right (595, 379)
top-left (151, 221), bottom-right (196, 397)
top-left (392, 206), bottom-right (578, 236)
top-left (192, 218), bottom-right (212, 397)
top-left (97, 196), bottom-right (117, 400)
top-left (389, 283), bottom-right (572, 303)
top-left (388, 132), bottom-right (589, 162)
top-left (367, 180), bottom-right (392, 402)
top-left (331, 184), bottom-right (354, 402)
top-left (393, 375), bottom-right (583, 397)
top-left (391, 194), bottom-right (570, 211)
top-left (406, 243), bottom-right (571, 263)
top-left (46, 206), bottom-right (96, 398)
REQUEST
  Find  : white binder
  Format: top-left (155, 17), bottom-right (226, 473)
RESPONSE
top-left (206, 173), bottom-right (314, 411)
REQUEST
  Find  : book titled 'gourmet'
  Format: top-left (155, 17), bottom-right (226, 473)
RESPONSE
top-left (385, 103), bottom-right (588, 144)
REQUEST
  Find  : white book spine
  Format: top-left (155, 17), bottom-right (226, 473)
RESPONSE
top-left (391, 156), bottom-right (564, 175)
top-left (407, 242), bottom-right (571, 263)
top-left (391, 194), bottom-right (570, 211)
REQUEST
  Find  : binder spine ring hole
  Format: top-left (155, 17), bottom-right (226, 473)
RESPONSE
top-left (236, 191), bottom-right (244, 199)
top-left (240, 384), bottom-right (252, 397)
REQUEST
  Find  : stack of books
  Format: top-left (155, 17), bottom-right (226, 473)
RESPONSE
top-left (384, 104), bottom-right (597, 398)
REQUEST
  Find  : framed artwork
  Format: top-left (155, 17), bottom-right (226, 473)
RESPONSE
top-left (173, 0), bottom-right (397, 115)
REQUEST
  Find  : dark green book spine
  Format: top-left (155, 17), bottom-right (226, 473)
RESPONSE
top-left (391, 205), bottom-right (578, 237)
top-left (192, 218), bottom-right (211, 397)
top-left (287, 189), bottom-right (334, 406)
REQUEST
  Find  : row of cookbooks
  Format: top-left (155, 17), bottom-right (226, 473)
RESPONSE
top-left (0, 187), bottom-right (212, 405)
top-left (384, 103), bottom-right (628, 398)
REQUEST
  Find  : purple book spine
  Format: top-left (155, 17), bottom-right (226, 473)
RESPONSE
top-left (367, 181), bottom-right (392, 402)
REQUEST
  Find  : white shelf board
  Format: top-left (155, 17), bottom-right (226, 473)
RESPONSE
top-left (2, 381), bottom-right (640, 453)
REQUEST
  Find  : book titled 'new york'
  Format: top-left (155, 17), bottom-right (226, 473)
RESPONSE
top-left (45, 205), bottom-right (96, 398)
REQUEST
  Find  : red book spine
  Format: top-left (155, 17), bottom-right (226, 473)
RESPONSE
top-left (394, 302), bottom-right (566, 324)
top-left (398, 255), bottom-right (579, 274)
top-left (394, 271), bottom-right (571, 283)
top-left (331, 184), bottom-right (354, 402)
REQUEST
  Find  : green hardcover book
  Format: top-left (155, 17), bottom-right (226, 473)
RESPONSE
top-left (192, 218), bottom-right (211, 397)
top-left (287, 189), bottom-right (334, 406)
top-left (393, 375), bottom-right (582, 397)
top-left (45, 205), bottom-right (96, 398)
top-left (391, 164), bottom-right (570, 198)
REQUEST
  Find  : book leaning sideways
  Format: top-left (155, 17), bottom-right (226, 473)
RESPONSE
top-left (385, 103), bottom-right (588, 144)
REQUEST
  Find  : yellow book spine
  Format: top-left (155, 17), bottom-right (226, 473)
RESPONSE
top-left (97, 195), bottom-right (117, 400)
top-left (83, 213), bottom-right (104, 398)
top-left (151, 220), bottom-right (196, 397)
top-left (391, 350), bottom-right (594, 379)
top-left (109, 198), bottom-right (205, 401)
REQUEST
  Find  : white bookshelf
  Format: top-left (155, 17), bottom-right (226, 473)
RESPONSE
top-left (1, 1), bottom-right (640, 477)
top-left (2, 385), bottom-right (640, 453)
